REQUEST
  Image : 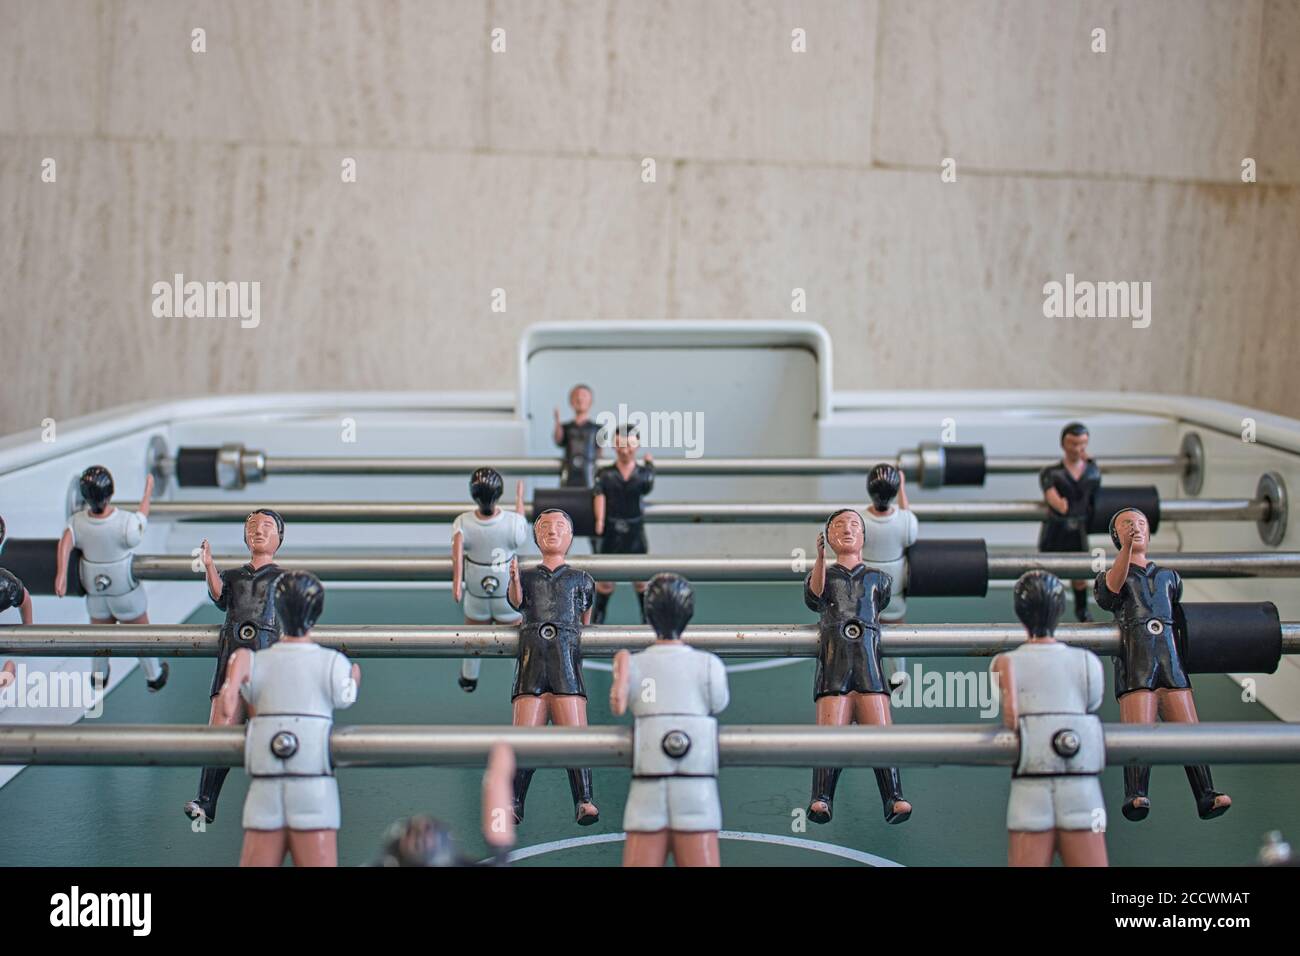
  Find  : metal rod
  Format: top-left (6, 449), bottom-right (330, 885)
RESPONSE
top-left (5, 622), bottom-right (1296, 659)
top-left (175, 454), bottom-right (1190, 480)
top-left (2, 722), bottom-right (1295, 768)
top-left (128, 497), bottom-right (1270, 525)
top-left (123, 551), bottom-right (1300, 583)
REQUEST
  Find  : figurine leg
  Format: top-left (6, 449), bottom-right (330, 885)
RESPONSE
top-left (122, 611), bottom-right (169, 691)
top-left (1117, 690), bottom-right (1157, 820)
top-left (1158, 689), bottom-right (1231, 819)
top-left (855, 692), bottom-right (911, 824)
top-left (89, 620), bottom-right (112, 689)
top-left (459, 614), bottom-right (487, 691)
top-left (510, 695), bottom-right (548, 822)
top-left (593, 584), bottom-right (615, 624)
top-left (287, 829), bottom-right (339, 867)
top-left (550, 694), bottom-right (599, 825)
top-left (239, 829), bottom-right (288, 867)
top-left (671, 831), bottom-right (721, 867)
top-left (1007, 830), bottom-right (1056, 867)
top-left (623, 830), bottom-right (670, 867)
top-left (809, 695), bottom-right (851, 823)
top-left (1072, 584), bottom-right (1091, 622)
top-left (185, 696), bottom-right (239, 823)
top-left (1057, 830), bottom-right (1109, 867)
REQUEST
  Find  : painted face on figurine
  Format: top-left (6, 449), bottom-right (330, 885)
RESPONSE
top-left (244, 510), bottom-right (284, 554)
top-left (533, 510), bottom-right (574, 556)
top-left (1061, 429), bottom-right (1089, 463)
top-left (569, 385), bottom-right (593, 416)
top-left (1111, 509), bottom-right (1148, 549)
top-left (826, 509), bottom-right (865, 557)
top-left (613, 428), bottom-right (640, 464)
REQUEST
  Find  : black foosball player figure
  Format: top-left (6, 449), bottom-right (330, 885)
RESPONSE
top-left (183, 509), bottom-right (287, 825)
top-left (1038, 422), bottom-right (1101, 622)
top-left (506, 509), bottom-right (599, 826)
top-left (372, 744), bottom-right (517, 867)
top-left (0, 517), bottom-right (34, 695)
top-left (805, 509), bottom-right (912, 826)
top-left (1096, 507), bottom-right (1231, 822)
top-left (553, 384), bottom-right (602, 488)
top-left (592, 424), bottom-right (654, 623)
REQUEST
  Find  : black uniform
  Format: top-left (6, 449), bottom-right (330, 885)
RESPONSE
top-left (804, 563), bottom-right (892, 698)
top-left (0, 569), bottom-right (25, 612)
top-left (1037, 459), bottom-right (1101, 551)
top-left (557, 421), bottom-right (601, 487)
top-left (507, 562), bottom-right (598, 821)
top-left (804, 562), bottom-right (908, 825)
top-left (1093, 563), bottom-right (1189, 695)
top-left (593, 462), bottom-right (654, 554)
top-left (209, 562), bottom-right (285, 697)
top-left (1094, 562), bottom-right (1224, 820)
top-left (508, 563), bottom-right (595, 699)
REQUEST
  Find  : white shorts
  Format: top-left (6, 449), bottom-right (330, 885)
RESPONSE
top-left (463, 593), bottom-right (521, 624)
top-left (623, 777), bottom-right (721, 833)
top-left (243, 777), bottom-right (341, 831)
top-left (1007, 776), bottom-right (1106, 832)
top-left (85, 584), bottom-right (148, 621)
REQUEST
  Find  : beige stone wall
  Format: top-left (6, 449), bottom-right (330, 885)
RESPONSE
top-left (1, 0), bottom-right (1297, 437)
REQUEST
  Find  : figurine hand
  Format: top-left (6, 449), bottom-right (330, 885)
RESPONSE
top-left (552, 407), bottom-right (561, 424)
top-left (200, 538), bottom-right (214, 569)
top-left (143, 473), bottom-right (155, 499)
top-left (642, 453), bottom-right (654, 465)
top-left (509, 556), bottom-right (520, 586)
top-left (453, 580), bottom-right (463, 603)
top-left (816, 532), bottom-right (826, 556)
top-left (53, 573), bottom-right (67, 598)
top-left (0, 663), bottom-right (14, 690)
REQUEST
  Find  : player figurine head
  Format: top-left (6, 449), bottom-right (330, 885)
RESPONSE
top-left (532, 509), bottom-right (574, 558)
top-left (469, 467), bottom-right (504, 517)
top-left (79, 466), bottom-right (115, 514)
top-left (824, 508), bottom-right (865, 562)
top-left (244, 508), bottom-right (285, 558)
top-left (612, 424), bottom-right (640, 463)
top-left (1060, 422), bottom-right (1089, 463)
top-left (1013, 570), bottom-right (1066, 639)
top-left (274, 570), bottom-right (324, 638)
top-left (375, 816), bottom-right (460, 867)
top-left (867, 464), bottom-right (902, 511)
top-left (569, 384), bottom-right (593, 417)
top-left (643, 573), bottom-right (695, 642)
top-left (1109, 508), bottom-right (1149, 553)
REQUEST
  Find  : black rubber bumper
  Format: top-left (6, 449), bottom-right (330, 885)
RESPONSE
top-left (906, 538), bottom-right (989, 597)
top-left (1, 540), bottom-right (85, 596)
top-left (175, 447), bottom-right (221, 488)
top-left (1088, 485), bottom-right (1161, 535)
top-left (942, 445), bottom-right (987, 486)
top-left (531, 487), bottom-right (597, 537)
top-left (1177, 602), bottom-right (1282, 675)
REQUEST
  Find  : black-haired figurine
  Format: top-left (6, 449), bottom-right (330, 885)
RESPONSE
top-left (805, 509), bottom-right (911, 825)
top-left (0, 517), bottom-right (33, 695)
top-left (1096, 508), bottom-right (1230, 822)
top-left (992, 571), bottom-right (1108, 866)
top-left (862, 463), bottom-right (918, 688)
top-left (553, 384), bottom-right (602, 488)
top-left (506, 509), bottom-right (599, 825)
top-left (451, 468), bottom-right (530, 692)
top-left (372, 744), bottom-right (517, 867)
top-left (54, 466), bottom-right (168, 691)
top-left (220, 571), bottom-right (359, 867)
top-left (184, 509), bottom-right (287, 825)
top-left (610, 573), bottom-right (729, 867)
top-left (592, 425), bottom-right (655, 623)
top-left (1039, 422), bottom-right (1101, 622)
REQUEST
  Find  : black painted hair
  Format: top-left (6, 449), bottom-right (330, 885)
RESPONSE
top-left (246, 508), bottom-right (286, 546)
top-left (469, 467), bottom-right (504, 513)
top-left (1060, 421), bottom-right (1090, 445)
top-left (274, 570), bottom-right (325, 637)
top-left (570, 383), bottom-right (593, 398)
top-left (613, 424), bottom-right (639, 441)
top-left (824, 507), bottom-right (865, 540)
top-left (79, 466), bottom-right (114, 511)
top-left (866, 463), bottom-right (902, 510)
top-left (376, 816), bottom-right (459, 868)
top-left (643, 572), bottom-right (695, 642)
top-left (532, 508), bottom-right (573, 545)
top-left (1013, 570), bottom-right (1066, 638)
top-left (1108, 508), bottom-right (1147, 550)
top-left (0, 514), bottom-right (6, 548)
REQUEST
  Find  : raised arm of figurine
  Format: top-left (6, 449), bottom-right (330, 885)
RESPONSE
top-left (809, 532), bottom-right (828, 598)
top-left (514, 480), bottom-right (525, 516)
top-left (451, 527), bottom-right (464, 603)
top-left (610, 649), bottom-right (632, 715)
top-left (54, 527), bottom-right (73, 597)
top-left (552, 407), bottom-right (564, 446)
top-left (896, 469), bottom-right (910, 511)
top-left (200, 538), bottom-right (224, 601)
top-left (991, 654), bottom-right (1018, 731)
top-left (1104, 520), bottom-right (1137, 594)
top-left (18, 586), bottom-right (32, 625)
top-left (482, 743), bottom-right (516, 853)
top-left (0, 660), bottom-right (15, 690)
top-left (218, 647), bottom-right (253, 722)
top-left (507, 556), bottom-right (522, 610)
top-left (1040, 468), bottom-right (1069, 515)
top-left (137, 473), bottom-right (155, 519)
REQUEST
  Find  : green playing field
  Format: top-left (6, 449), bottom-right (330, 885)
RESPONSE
top-left (0, 583), bottom-right (1293, 866)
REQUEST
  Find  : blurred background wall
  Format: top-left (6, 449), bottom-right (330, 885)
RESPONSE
top-left (1, 0), bottom-right (1298, 437)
